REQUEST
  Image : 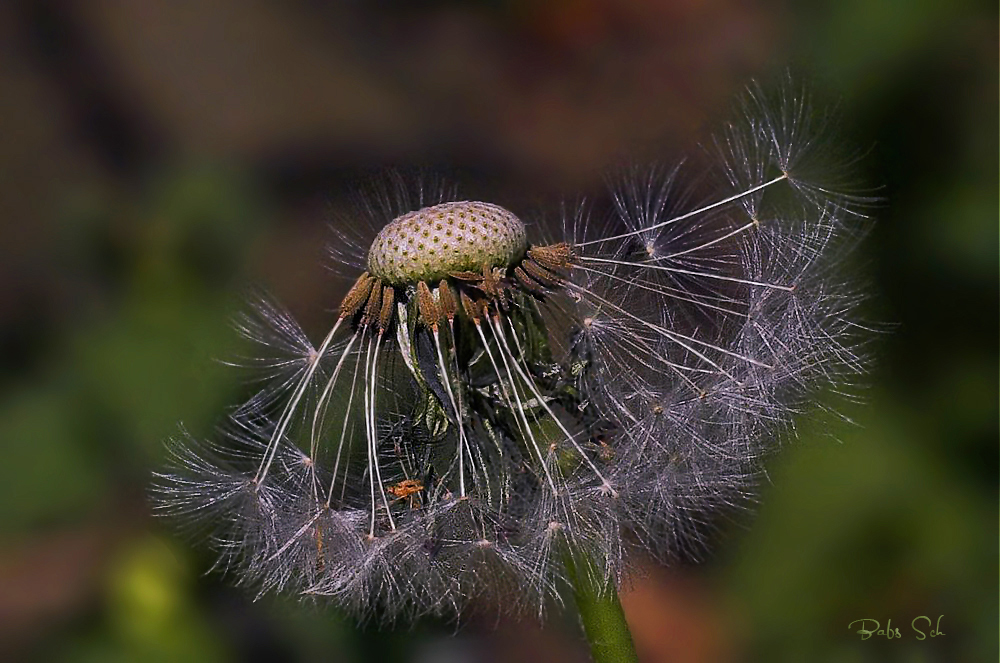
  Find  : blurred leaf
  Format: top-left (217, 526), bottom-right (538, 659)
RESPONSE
top-left (0, 384), bottom-right (107, 531)
top-left (49, 535), bottom-right (230, 663)
top-left (722, 393), bottom-right (995, 661)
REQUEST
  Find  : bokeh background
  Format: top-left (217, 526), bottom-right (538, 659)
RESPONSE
top-left (0, 1), bottom-right (995, 662)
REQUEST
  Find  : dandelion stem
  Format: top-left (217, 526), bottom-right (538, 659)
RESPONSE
top-left (564, 551), bottom-right (638, 663)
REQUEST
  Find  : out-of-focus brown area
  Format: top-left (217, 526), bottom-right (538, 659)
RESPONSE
top-left (0, 1), bottom-right (995, 662)
top-left (621, 562), bottom-right (733, 663)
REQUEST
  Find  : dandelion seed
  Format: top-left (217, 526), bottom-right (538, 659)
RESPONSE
top-left (153, 81), bottom-right (872, 628)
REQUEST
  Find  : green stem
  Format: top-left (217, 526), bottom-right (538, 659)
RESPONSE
top-left (564, 552), bottom-right (639, 663)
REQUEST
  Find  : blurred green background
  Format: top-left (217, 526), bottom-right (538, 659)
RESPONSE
top-left (0, 1), bottom-right (995, 662)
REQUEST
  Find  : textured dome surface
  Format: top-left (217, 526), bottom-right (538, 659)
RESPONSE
top-left (367, 201), bottom-right (527, 284)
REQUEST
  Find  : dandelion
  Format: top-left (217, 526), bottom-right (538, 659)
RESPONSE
top-left (154, 82), bottom-right (871, 660)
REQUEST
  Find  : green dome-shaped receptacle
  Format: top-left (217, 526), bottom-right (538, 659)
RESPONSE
top-left (367, 201), bottom-right (528, 285)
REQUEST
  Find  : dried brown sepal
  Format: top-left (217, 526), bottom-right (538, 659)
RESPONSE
top-left (453, 279), bottom-right (490, 297)
top-left (495, 283), bottom-right (513, 311)
top-left (514, 266), bottom-right (546, 294)
top-left (460, 290), bottom-right (483, 322)
top-left (379, 285), bottom-right (396, 331)
top-left (362, 279), bottom-right (384, 326)
top-left (521, 258), bottom-right (563, 288)
top-left (527, 243), bottom-right (574, 273)
top-left (480, 265), bottom-right (506, 298)
top-left (438, 280), bottom-right (458, 321)
top-left (476, 296), bottom-right (492, 320)
top-left (448, 270), bottom-right (484, 283)
top-left (416, 281), bottom-right (441, 328)
top-left (340, 272), bottom-right (374, 319)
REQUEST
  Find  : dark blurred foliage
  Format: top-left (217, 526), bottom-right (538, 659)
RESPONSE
top-left (0, 1), bottom-right (995, 662)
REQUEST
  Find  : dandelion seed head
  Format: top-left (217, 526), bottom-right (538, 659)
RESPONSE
top-left (154, 79), bottom-right (875, 623)
top-left (367, 201), bottom-right (528, 284)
